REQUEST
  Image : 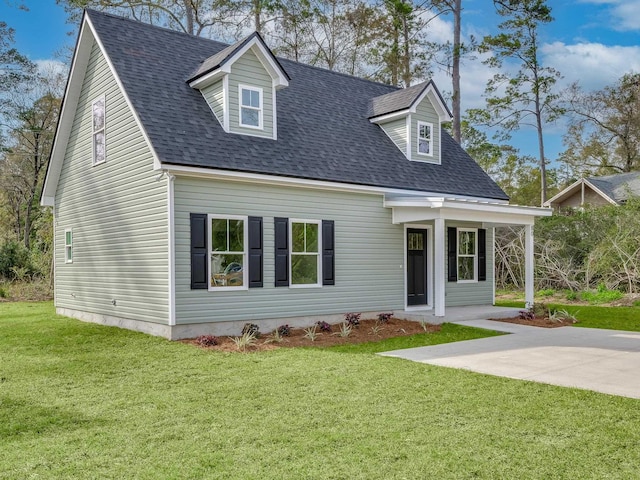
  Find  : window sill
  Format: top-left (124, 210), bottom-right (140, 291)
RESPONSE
top-left (289, 283), bottom-right (322, 289)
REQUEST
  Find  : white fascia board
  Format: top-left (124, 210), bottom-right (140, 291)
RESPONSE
top-left (409, 83), bottom-right (452, 122)
top-left (226, 40), bottom-right (289, 88)
top-left (386, 197), bottom-right (551, 225)
top-left (543, 178), bottom-right (583, 206)
top-left (582, 179), bottom-right (618, 205)
top-left (164, 163), bottom-right (510, 201)
top-left (391, 206), bottom-right (539, 226)
top-left (41, 20), bottom-right (92, 206)
top-left (188, 67), bottom-right (228, 89)
top-left (369, 109), bottom-right (410, 124)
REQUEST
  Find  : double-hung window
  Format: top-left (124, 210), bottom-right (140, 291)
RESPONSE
top-left (239, 85), bottom-right (262, 129)
top-left (92, 96), bottom-right (106, 165)
top-left (417, 121), bottom-right (433, 156)
top-left (65, 229), bottom-right (73, 263)
top-left (209, 215), bottom-right (248, 290)
top-left (290, 220), bottom-right (321, 287)
top-left (457, 228), bottom-right (477, 282)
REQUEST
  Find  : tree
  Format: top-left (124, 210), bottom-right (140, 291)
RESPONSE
top-left (468, 0), bottom-right (562, 206)
top-left (368, 0), bottom-right (436, 87)
top-left (431, 0), bottom-right (463, 143)
top-left (58, 0), bottom-right (237, 37)
top-left (0, 68), bottom-right (64, 248)
top-left (560, 73), bottom-right (640, 176)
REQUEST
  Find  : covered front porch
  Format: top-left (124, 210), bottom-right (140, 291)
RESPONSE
top-left (386, 195), bottom-right (552, 317)
top-left (401, 304), bottom-right (522, 324)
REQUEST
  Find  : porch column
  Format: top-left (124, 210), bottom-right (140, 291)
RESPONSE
top-left (434, 218), bottom-right (446, 316)
top-left (524, 224), bottom-right (534, 308)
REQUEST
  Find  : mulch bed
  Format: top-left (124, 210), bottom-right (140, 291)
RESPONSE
top-left (182, 317), bottom-right (441, 352)
top-left (490, 315), bottom-right (577, 328)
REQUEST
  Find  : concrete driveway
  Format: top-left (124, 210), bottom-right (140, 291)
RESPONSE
top-left (379, 319), bottom-right (640, 399)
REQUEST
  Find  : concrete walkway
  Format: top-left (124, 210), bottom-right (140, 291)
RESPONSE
top-left (380, 319), bottom-right (640, 399)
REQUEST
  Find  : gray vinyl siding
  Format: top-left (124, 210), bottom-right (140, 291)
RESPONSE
top-left (228, 49), bottom-right (274, 138)
top-left (445, 222), bottom-right (494, 307)
top-left (174, 177), bottom-right (404, 324)
top-left (380, 118), bottom-right (407, 156)
top-left (411, 100), bottom-right (440, 163)
top-left (201, 80), bottom-right (224, 126)
top-left (54, 39), bottom-right (169, 324)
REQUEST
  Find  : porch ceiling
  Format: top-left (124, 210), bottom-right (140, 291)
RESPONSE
top-left (384, 196), bottom-right (552, 226)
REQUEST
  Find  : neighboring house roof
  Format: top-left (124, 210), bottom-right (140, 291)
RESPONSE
top-left (367, 80), bottom-right (452, 120)
top-left (587, 172), bottom-right (640, 203)
top-left (544, 171), bottom-right (640, 207)
top-left (54, 10), bottom-right (509, 201)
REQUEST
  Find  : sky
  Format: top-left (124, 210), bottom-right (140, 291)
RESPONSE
top-left (2, 0), bottom-right (640, 163)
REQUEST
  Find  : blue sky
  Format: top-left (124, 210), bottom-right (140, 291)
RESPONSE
top-left (2, 0), bottom-right (640, 163)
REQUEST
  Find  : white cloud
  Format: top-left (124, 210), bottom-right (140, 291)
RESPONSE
top-left (580, 0), bottom-right (640, 31)
top-left (541, 41), bottom-right (640, 90)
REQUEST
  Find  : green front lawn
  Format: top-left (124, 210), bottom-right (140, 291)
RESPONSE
top-left (2, 302), bottom-right (639, 479)
top-left (496, 299), bottom-right (640, 332)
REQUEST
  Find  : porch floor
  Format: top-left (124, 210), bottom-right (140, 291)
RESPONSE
top-left (401, 305), bottom-right (521, 324)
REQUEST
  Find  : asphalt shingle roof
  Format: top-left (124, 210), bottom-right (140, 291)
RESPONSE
top-left (87, 10), bottom-right (508, 201)
top-left (588, 172), bottom-right (640, 203)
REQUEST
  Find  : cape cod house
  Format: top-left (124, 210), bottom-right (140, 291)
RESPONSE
top-left (42, 10), bottom-right (551, 339)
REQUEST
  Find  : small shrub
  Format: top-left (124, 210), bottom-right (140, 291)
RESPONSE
top-left (344, 312), bottom-right (361, 327)
top-left (549, 309), bottom-right (578, 324)
top-left (518, 309), bottom-right (535, 320)
top-left (0, 286), bottom-right (6, 298)
top-left (231, 331), bottom-right (258, 351)
top-left (265, 329), bottom-right (284, 344)
top-left (537, 288), bottom-right (555, 297)
top-left (419, 320), bottom-right (430, 332)
top-left (377, 312), bottom-right (393, 323)
top-left (335, 322), bottom-right (352, 337)
top-left (369, 324), bottom-right (384, 335)
top-left (532, 302), bottom-right (548, 318)
top-left (566, 291), bottom-right (578, 301)
top-left (277, 324), bottom-right (291, 337)
top-left (303, 325), bottom-right (320, 341)
top-left (195, 335), bottom-right (219, 347)
top-left (242, 323), bottom-right (260, 338)
top-left (633, 300), bottom-right (640, 307)
top-left (315, 321), bottom-right (331, 333)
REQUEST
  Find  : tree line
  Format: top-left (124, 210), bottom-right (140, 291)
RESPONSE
top-left (1, 0), bottom-right (640, 284)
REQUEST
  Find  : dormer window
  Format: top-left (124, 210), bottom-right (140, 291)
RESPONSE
top-left (417, 121), bottom-right (433, 156)
top-left (239, 85), bottom-right (263, 129)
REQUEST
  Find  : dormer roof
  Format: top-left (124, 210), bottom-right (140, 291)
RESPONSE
top-left (368, 80), bottom-right (452, 123)
top-left (187, 31), bottom-right (290, 89)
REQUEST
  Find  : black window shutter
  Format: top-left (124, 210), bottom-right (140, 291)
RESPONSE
top-left (478, 228), bottom-right (487, 282)
top-left (447, 227), bottom-right (457, 282)
top-left (322, 220), bottom-right (335, 286)
top-left (274, 217), bottom-right (289, 287)
top-left (248, 216), bottom-right (263, 288)
top-left (190, 213), bottom-right (208, 289)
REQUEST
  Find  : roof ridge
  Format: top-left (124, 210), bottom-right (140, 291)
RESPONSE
top-left (85, 9), bottom-right (229, 48)
top-left (87, 8), bottom-right (398, 93)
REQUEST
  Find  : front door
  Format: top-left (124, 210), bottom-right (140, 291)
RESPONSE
top-left (407, 228), bottom-right (427, 306)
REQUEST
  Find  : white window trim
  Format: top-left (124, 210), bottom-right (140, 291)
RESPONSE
top-left (289, 218), bottom-right (322, 288)
top-left (457, 227), bottom-right (478, 283)
top-left (238, 84), bottom-right (263, 130)
top-left (416, 121), bottom-right (433, 158)
top-left (64, 228), bottom-right (73, 264)
top-left (208, 214), bottom-right (249, 292)
top-left (92, 94), bottom-right (106, 166)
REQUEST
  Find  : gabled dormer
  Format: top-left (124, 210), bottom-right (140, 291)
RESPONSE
top-left (368, 81), bottom-right (452, 164)
top-left (188, 32), bottom-right (290, 140)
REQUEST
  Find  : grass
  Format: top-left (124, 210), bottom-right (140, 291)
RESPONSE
top-left (2, 302), bottom-right (640, 479)
top-left (496, 299), bottom-right (640, 332)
